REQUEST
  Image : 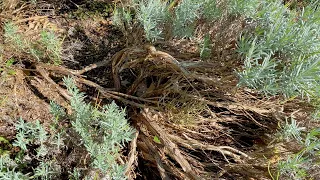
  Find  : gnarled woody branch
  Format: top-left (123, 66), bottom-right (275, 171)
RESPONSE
top-left (111, 45), bottom-right (190, 91)
top-left (139, 133), bottom-right (171, 180)
top-left (138, 108), bottom-right (201, 180)
top-left (168, 134), bottom-right (250, 163)
top-left (125, 131), bottom-right (139, 179)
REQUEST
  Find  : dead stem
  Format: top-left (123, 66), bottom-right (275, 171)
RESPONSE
top-left (140, 108), bottom-right (201, 180)
top-left (140, 134), bottom-right (171, 180)
top-left (125, 131), bottom-right (139, 179)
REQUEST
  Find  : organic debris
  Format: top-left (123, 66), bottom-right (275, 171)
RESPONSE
top-left (0, 0), bottom-right (316, 179)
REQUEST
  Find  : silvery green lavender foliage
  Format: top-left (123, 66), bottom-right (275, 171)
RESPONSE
top-left (0, 154), bottom-right (27, 180)
top-left (4, 22), bottom-right (63, 64)
top-left (275, 118), bottom-right (320, 179)
top-left (173, 0), bottom-right (203, 37)
top-left (63, 77), bottom-right (135, 179)
top-left (113, 0), bottom-right (266, 40)
top-left (228, 0), bottom-right (260, 17)
top-left (0, 118), bottom-right (59, 180)
top-left (173, 0), bottom-right (261, 37)
top-left (237, 1), bottom-right (320, 100)
top-left (235, 1), bottom-right (320, 179)
top-left (202, 0), bottom-right (221, 20)
top-left (0, 78), bottom-right (134, 179)
top-left (136, 0), bottom-right (169, 41)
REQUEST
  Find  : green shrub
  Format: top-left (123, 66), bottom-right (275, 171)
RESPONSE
top-left (202, 0), bottom-right (222, 20)
top-left (173, 0), bottom-right (203, 38)
top-left (228, 0), bottom-right (260, 17)
top-left (136, 0), bottom-right (169, 41)
top-left (63, 77), bottom-right (135, 179)
top-left (237, 1), bottom-right (320, 101)
top-left (4, 22), bottom-right (63, 64)
top-left (233, 2), bottom-right (320, 179)
top-left (0, 154), bottom-right (28, 179)
top-left (40, 31), bottom-right (63, 64)
top-left (274, 118), bottom-right (320, 180)
top-left (0, 118), bottom-right (61, 180)
top-left (0, 77), bottom-right (135, 179)
top-left (112, 0), bottom-right (271, 50)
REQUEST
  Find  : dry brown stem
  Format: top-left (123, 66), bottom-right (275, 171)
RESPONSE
top-left (168, 134), bottom-right (249, 163)
top-left (125, 131), bottom-right (139, 179)
top-left (140, 134), bottom-right (171, 180)
top-left (139, 108), bottom-right (201, 180)
top-left (36, 65), bottom-right (71, 100)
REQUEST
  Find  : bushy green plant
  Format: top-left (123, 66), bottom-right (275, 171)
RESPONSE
top-left (112, 0), bottom-right (271, 55)
top-left (0, 77), bottom-right (134, 179)
top-left (234, 1), bottom-right (320, 179)
top-left (202, 0), bottom-right (222, 20)
top-left (4, 22), bottom-right (63, 64)
top-left (0, 154), bottom-right (28, 180)
top-left (277, 153), bottom-right (308, 180)
top-left (255, 1), bottom-right (319, 57)
top-left (237, 37), bottom-right (280, 95)
top-left (0, 118), bottom-right (61, 180)
top-left (173, 0), bottom-right (203, 38)
top-left (40, 30), bottom-right (63, 64)
top-left (274, 119), bottom-right (320, 180)
top-left (237, 1), bottom-right (320, 101)
top-left (13, 118), bottom-right (49, 154)
top-left (4, 22), bottom-right (30, 52)
top-left (63, 77), bottom-right (135, 179)
top-left (228, 0), bottom-right (260, 17)
top-left (136, 0), bottom-right (169, 41)
top-left (277, 118), bottom-right (305, 143)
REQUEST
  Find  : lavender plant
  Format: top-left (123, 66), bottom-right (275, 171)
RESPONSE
top-left (274, 119), bottom-right (320, 180)
top-left (237, 1), bottom-right (320, 100)
top-left (235, 1), bottom-right (320, 179)
top-left (63, 77), bottom-right (135, 179)
top-left (4, 22), bottom-right (63, 64)
top-left (136, 0), bottom-right (169, 41)
top-left (173, 0), bottom-right (203, 37)
top-left (1, 118), bottom-right (59, 180)
top-left (0, 77), bottom-right (134, 179)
